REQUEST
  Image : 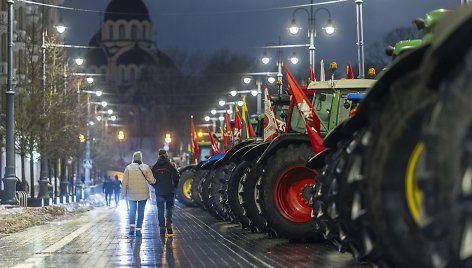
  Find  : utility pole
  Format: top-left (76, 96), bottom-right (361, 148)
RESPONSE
top-left (1, 0), bottom-right (19, 205)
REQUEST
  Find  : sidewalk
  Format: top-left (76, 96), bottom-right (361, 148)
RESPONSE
top-left (0, 200), bottom-right (369, 268)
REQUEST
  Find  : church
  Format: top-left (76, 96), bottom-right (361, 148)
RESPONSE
top-left (85, 0), bottom-right (179, 160)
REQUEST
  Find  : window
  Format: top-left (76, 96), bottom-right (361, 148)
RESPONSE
top-left (313, 91), bottom-right (334, 136)
top-left (131, 25), bottom-right (137, 40)
top-left (121, 68), bottom-right (126, 82)
top-left (119, 24), bottom-right (125, 40)
top-left (108, 25), bottom-right (113, 40)
top-left (130, 68), bottom-right (135, 81)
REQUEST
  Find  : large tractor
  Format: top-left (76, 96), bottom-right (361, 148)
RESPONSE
top-left (236, 74), bottom-right (375, 239)
top-left (309, 6), bottom-right (471, 267)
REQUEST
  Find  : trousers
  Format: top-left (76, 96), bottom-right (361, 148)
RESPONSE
top-left (157, 194), bottom-right (174, 227)
top-left (128, 200), bottom-right (147, 229)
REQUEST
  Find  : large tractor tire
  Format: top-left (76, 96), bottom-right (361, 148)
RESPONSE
top-left (175, 168), bottom-right (196, 207)
top-left (240, 164), bottom-right (268, 233)
top-left (258, 143), bottom-right (321, 240)
top-left (421, 46), bottom-right (472, 267)
top-left (226, 161), bottom-right (252, 228)
top-left (191, 170), bottom-right (208, 209)
top-left (201, 170), bottom-right (221, 219)
top-left (346, 70), bottom-right (440, 267)
top-left (209, 165), bottom-right (233, 221)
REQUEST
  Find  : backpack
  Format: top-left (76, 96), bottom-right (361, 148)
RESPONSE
top-left (153, 166), bottom-right (174, 195)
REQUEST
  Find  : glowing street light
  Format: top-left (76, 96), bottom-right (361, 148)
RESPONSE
top-left (110, 115), bottom-right (117, 121)
top-left (101, 101), bottom-right (108, 107)
top-left (324, 19), bottom-right (336, 35)
top-left (261, 51), bottom-right (270, 65)
top-left (197, 131), bottom-right (203, 138)
top-left (290, 52), bottom-right (299, 65)
top-left (86, 77), bottom-right (94, 84)
top-left (243, 77), bottom-right (251, 84)
top-left (96, 115), bottom-right (102, 121)
top-left (75, 58), bottom-right (84, 66)
top-left (95, 90), bottom-right (103, 97)
top-left (204, 116), bottom-right (211, 121)
top-left (211, 109), bottom-right (217, 115)
top-left (251, 90), bottom-right (258, 97)
top-left (268, 77), bottom-right (276, 84)
top-left (55, 23), bottom-right (67, 34)
top-left (289, 19), bottom-right (300, 35)
top-left (165, 133), bottom-right (172, 144)
top-left (107, 109), bottom-right (113, 115)
top-left (118, 130), bottom-right (125, 140)
top-left (230, 90), bottom-right (237, 97)
top-left (219, 100), bottom-right (226, 106)
top-left (218, 116), bottom-right (224, 121)
top-left (237, 100), bottom-right (243, 107)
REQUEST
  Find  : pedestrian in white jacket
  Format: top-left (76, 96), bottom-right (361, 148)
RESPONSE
top-left (121, 151), bottom-right (156, 237)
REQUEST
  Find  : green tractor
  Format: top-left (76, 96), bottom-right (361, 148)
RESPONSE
top-left (309, 6), bottom-right (471, 267)
top-left (233, 74), bottom-right (375, 239)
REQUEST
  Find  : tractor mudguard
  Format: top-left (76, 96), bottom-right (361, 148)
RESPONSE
top-left (306, 149), bottom-right (334, 170)
top-left (356, 45), bottom-right (429, 121)
top-left (241, 141), bottom-right (271, 162)
top-left (228, 143), bottom-right (258, 163)
top-left (178, 164), bottom-right (196, 173)
top-left (214, 140), bottom-right (254, 167)
top-left (256, 133), bottom-right (311, 165)
top-left (422, 5), bottom-right (472, 88)
top-left (201, 154), bottom-right (225, 170)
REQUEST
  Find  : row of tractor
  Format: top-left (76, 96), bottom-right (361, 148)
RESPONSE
top-left (176, 6), bottom-right (471, 267)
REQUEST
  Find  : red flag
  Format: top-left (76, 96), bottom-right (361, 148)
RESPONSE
top-left (233, 106), bottom-right (243, 143)
top-left (284, 65), bottom-right (325, 154)
top-left (310, 64), bottom-right (315, 82)
top-left (190, 115), bottom-right (199, 164)
top-left (220, 127), bottom-right (229, 152)
top-left (207, 127), bottom-right (222, 156)
top-left (347, 64), bottom-right (354, 79)
top-left (224, 111), bottom-right (232, 142)
top-left (263, 87), bottom-right (279, 141)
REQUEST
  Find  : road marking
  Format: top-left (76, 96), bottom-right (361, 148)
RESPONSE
top-left (12, 208), bottom-right (112, 268)
top-left (177, 206), bottom-right (274, 268)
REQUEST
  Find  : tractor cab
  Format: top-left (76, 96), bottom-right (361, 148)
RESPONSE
top-left (197, 141), bottom-right (212, 163)
top-left (288, 79), bottom-right (376, 137)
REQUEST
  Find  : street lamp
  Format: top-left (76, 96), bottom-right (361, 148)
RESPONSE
top-left (211, 109), bottom-right (217, 115)
top-left (101, 101), bottom-right (108, 107)
top-left (204, 116), bottom-right (211, 121)
top-left (86, 77), bottom-right (94, 84)
top-left (107, 109), bottom-right (113, 115)
top-left (165, 133), bottom-right (172, 144)
top-left (243, 77), bottom-right (251, 84)
top-left (268, 77), bottom-right (276, 84)
top-left (251, 90), bottom-right (258, 97)
top-left (118, 130), bottom-right (125, 140)
top-left (219, 100), bottom-right (226, 106)
top-left (55, 18), bottom-right (67, 34)
top-left (95, 90), bottom-right (103, 97)
top-left (261, 51), bottom-right (271, 65)
top-left (96, 115), bottom-right (102, 121)
top-left (289, 1), bottom-right (335, 73)
top-left (290, 52), bottom-right (299, 65)
top-left (230, 90), bottom-right (237, 97)
top-left (110, 115), bottom-right (117, 121)
top-left (75, 58), bottom-right (84, 66)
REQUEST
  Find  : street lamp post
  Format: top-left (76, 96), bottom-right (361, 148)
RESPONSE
top-left (84, 93), bottom-right (91, 197)
top-left (289, 0), bottom-right (335, 75)
top-left (355, 0), bottom-right (365, 78)
top-left (1, 0), bottom-right (18, 205)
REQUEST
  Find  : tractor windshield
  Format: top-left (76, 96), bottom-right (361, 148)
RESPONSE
top-left (289, 105), bottom-right (307, 134)
top-left (313, 91), bottom-right (333, 136)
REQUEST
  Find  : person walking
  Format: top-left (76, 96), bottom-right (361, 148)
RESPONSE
top-left (121, 151), bottom-right (156, 237)
top-left (103, 176), bottom-right (114, 207)
top-left (151, 149), bottom-right (179, 236)
top-left (113, 175), bottom-right (121, 206)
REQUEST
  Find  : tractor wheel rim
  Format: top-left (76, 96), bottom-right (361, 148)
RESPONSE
top-left (274, 165), bottom-right (317, 223)
top-left (183, 178), bottom-right (192, 200)
top-left (405, 142), bottom-right (424, 226)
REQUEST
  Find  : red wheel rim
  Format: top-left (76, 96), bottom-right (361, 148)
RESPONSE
top-left (274, 165), bottom-right (317, 223)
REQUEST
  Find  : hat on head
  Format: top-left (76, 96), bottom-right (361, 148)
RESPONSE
top-left (158, 149), bottom-right (167, 156)
top-left (133, 151), bottom-right (142, 162)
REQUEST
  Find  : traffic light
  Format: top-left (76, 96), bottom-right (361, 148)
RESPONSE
top-left (79, 134), bottom-right (85, 143)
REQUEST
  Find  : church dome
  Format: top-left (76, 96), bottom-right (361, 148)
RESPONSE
top-left (104, 0), bottom-right (150, 22)
top-left (117, 46), bottom-right (154, 66)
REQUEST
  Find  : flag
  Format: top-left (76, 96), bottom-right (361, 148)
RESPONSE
top-left (347, 63), bottom-right (354, 79)
top-left (263, 87), bottom-right (279, 141)
top-left (207, 127), bottom-right (222, 156)
top-left (190, 115), bottom-right (199, 164)
top-left (309, 64), bottom-right (315, 82)
top-left (320, 60), bottom-right (326, 82)
top-left (220, 127), bottom-right (229, 152)
top-left (233, 106), bottom-right (242, 143)
top-left (242, 97), bottom-right (256, 139)
top-left (284, 65), bottom-right (325, 154)
top-left (224, 111), bottom-right (232, 145)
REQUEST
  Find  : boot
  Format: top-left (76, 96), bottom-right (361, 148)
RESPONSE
top-left (159, 227), bottom-right (166, 235)
top-left (136, 229), bottom-right (142, 237)
top-left (166, 224), bottom-right (173, 236)
top-left (128, 226), bottom-right (135, 236)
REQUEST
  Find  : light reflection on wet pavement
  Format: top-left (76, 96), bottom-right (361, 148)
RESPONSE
top-left (0, 200), bottom-right (371, 267)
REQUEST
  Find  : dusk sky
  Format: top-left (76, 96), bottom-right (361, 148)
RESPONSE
top-left (61, 0), bottom-right (461, 72)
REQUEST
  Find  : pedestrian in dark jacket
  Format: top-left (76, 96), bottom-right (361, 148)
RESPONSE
top-left (151, 149), bottom-right (179, 235)
top-left (113, 175), bottom-right (121, 206)
top-left (103, 176), bottom-right (114, 207)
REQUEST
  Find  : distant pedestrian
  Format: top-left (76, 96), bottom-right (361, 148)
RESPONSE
top-left (103, 176), bottom-right (114, 207)
top-left (151, 149), bottom-right (179, 236)
top-left (113, 175), bottom-right (121, 206)
top-left (121, 151), bottom-right (156, 237)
